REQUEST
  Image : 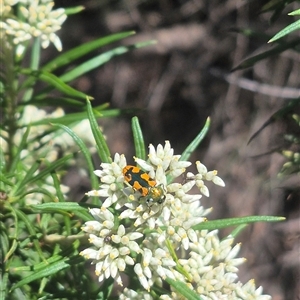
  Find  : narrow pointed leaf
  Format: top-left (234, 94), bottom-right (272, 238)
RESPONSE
top-left (8, 126), bottom-right (30, 173)
top-left (53, 123), bottom-right (98, 190)
top-left (181, 117), bottom-right (210, 162)
top-left (0, 174), bottom-right (14, 186)
top-left (22, 37), bottom-right (41, 102)
top-left (193, 216), bottom-right (285, 231)
top-left (0, 270), bottom-right (9, 300)
top-left (269, 19), bottom-right (300, 42)
top-left (31, 202), bottom-right (93, 222)
top-left (14, 209), bottom-right (45, 260)
top-left (64, 6), bottom-right (85, 15)
top-left (23, 107), bottom-right (122, 127)
top-left (4, 207), bottom-right (18, 262)
top-left (132, 117), bottom-right (146, 160)
top-left (27, 97), bottom-right (85, 108)
top-left (10, 260), bottom-right (71, 290)
top-left (19, 188), bottom-right (57, 202)
top-left (165, 278), bottom-right (202, 300)
top-left (43, 31), bottom-right (136, 72)
top-left (229, 224), bottom-right (248, 238)
top-left (32, 202), bottom-right (86, 212)
top-left (232, 39), bottom-right (300, 71)
top-left (28, 154), bottom-right (73, 185)
top-left (289, 8), bottom-right (300, 16)
top-left (13, 160), bottom-right (40, 195)
top-left (86, 99), bottom-right (111, 163)
top-left (51, 172), bottom-right (66, 202)
top-left (20, 69), bottom-right (92, 100)
top-left (60, 41), bottom-right (156, 82)
top-left (248, 99), bottom-right (300, 145)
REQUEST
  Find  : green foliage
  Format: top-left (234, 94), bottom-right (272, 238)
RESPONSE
top-left (0, 1), bottom-right (287, 299)
top-left (165, 278), bottom-right (203, 300)
top-left (0, 3), bottom-right (151, 299)
top-left (269, 7), bottom-right (300, 42)
top-left (193, 216), bottom-right (285, 231)
top-left (279, 113), bottom-right (300, 175)
top-left (234, 1), bottom-right (300, 180)
top-left (233, 1), bottom-right (300, 71)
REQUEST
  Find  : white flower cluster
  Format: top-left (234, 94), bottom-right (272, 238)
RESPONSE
top-left (1, 105), bottom-right (95, 163)
top-left (0, 105), bottom-right (95, 204)
top-left (0, 0), bottom-right (67, 54)
top-left (81, 141), bottom-right (271, 299)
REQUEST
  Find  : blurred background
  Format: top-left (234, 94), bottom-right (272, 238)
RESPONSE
top-left (50, 1), bottom-right (300, 299)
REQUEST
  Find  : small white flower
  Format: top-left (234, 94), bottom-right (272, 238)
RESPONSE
top-left (80, 212), bottom-right (143, 286)
top-left (234, 279), bottom-right (272, 300)
top-left (0, 0), bottom-right (19, 16)
top-left (1, 0), bottom-right (67, 53)
top-left (119, 288), bottom-right (154, 300)
top-left (134, 263), bottom-right (152, 291)
top-left (88, 141), bottom-right (214, 231)
top-left (81, 141), bottom-right (270, 299)
top-left (186, 160), bottom-right (225, 197)
top-left (133, 245), bottom-right (177, 291)
top-left (89, 153), bottom-right (127, 208)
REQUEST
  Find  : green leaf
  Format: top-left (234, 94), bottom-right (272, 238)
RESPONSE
top-left (0, 267), bottom-right (9, 300)
top-left (20, 69), bottom-right (92, 100)
top-left (31, 202), bottom-right (87, 212)
top-left (165, 278), bottom-right (202, 300)
top-left (10, 259), bottom-right (71, 291)
top-left (96, 277), bottom-right (114, 300)
top-left (0, 147), bottom-right (5, 173)
top-left (0, 173), bottom-right (14, 186)
top-left (193, 216), bottom-right (285, 231)
top-left (25, 111), bottom-right (90, 127)
top-left (131, 117), bottom-right (146, 160)
top-left (14, 154), bottom-right (73, 196)
top-left (43, 31), bottom-right (136, 72)
top-left (64, 6), bottom-right (85, 15)
top-left (26, 154), bottom-right (73, 186)
top-left (228, 224), bottom-right (248, 238)
top-left (31, 202), bottom-right (93, 222)
top-left (8, 126), bottom-right (30, 173)
top-left (96, 107), bottom-right (132, 118)
top-left (60, 41), bottom-right (156, 82)
top-left (53, 123), bottom-right (99, 190)
top-left (3, 207), bottom-right (18, 262)
top-left (232, 39), bottom-right (300, 71)
top-left (13, 160), bottom-right (41, 196)
top-left (248, 99), bottom-right (300, 145)
top-left (26, 97), bottom-right (86, 108)
top-left (1, 229), bottom-right (10, 259)
top-left (13, 240), bottom-right (82, 272)
top-left (269, 19), bottom-right (300, 42)
top-left (86, 99), bottom-right (111, 163)
top-left (14, 208), bottom-right (45, 260)
top-left (20, 106), bottom-right (122, 128)
top-left (181, 117), bottom-right (210, 162)
top-left (4, 239), bottom-right (18, 263)
top-left (22, 37), bottom-right (41, 102)
top-left (260, 0), bottom-right (292, 24)
top-left (18, 188), bottom-right (57, 202)
top-left (51, 172), bottom-right (66, 202)
top-left (289, 8), bottom-right (300, 16)
top-left (70, 210), bottom-right (94, 222)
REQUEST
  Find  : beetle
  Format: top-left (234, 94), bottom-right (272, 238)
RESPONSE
top-left (122, 165), bottom-right (165, 206)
